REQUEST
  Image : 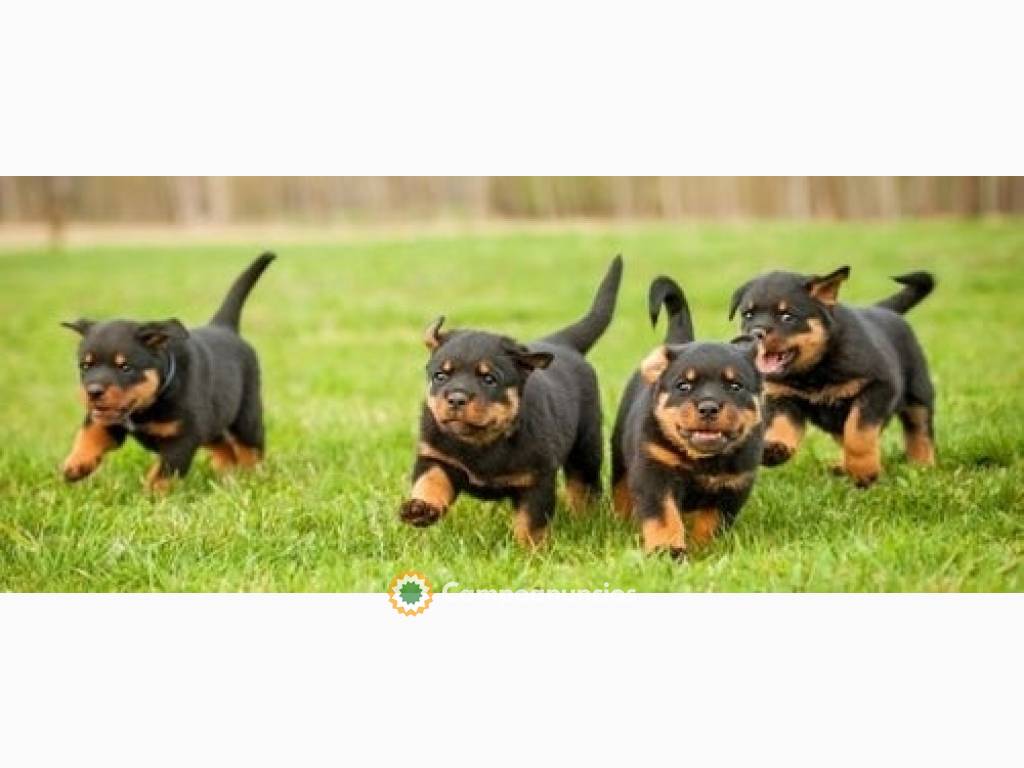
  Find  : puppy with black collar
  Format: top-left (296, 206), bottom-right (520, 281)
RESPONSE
top-left (60, 253), bottom-right (275, 492)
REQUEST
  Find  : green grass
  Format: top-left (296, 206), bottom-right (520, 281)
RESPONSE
top-left (1, 220), bottom-right (1022, 591)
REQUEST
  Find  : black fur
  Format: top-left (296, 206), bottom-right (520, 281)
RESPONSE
top-left (400, 256), bottom-right (623, 546)
top-left (730, 265), bottom-right (936, 486)
top-left (612, 276), bottom-right (764, 558)
top-left (60, 252), bottom-right (276, 489)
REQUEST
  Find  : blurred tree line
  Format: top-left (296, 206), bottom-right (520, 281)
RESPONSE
top-left (1, 177), bottom-right (1021, 228)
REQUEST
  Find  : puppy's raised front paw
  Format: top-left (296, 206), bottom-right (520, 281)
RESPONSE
top-left (399, 499), bottom-right (444, 527)
top-left (62, 456), bottom-right (97, 482)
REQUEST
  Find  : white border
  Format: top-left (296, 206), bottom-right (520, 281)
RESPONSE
top-left (1, 594), bottom-right (1021, 767)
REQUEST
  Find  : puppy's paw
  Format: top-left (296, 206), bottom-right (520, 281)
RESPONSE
top-left (669, 546), bottom-right (688, 562)
top-left (850, 472), bottom-right (879, 489)
top-left (762, 442), bottom-right (793, 467)
top-left (399, 499), bottom-right (444, 527)
top-left (62, 456), bottom-right (97, 482)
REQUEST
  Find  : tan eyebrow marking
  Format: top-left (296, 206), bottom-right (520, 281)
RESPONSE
top-left (441, 360), bottom-right (454, 373)
top-left (778, 300), bottom-right (788, 312)
top-left (114, 353), bottom-right (126, 366)
top-left (83, 353), bottom-right (94, 364)
top-left (477, 361), bottom-right (491, 375)
top-left (723, 367), bottom-right (737, 381)
top-left (685, 368), bottom-right (697, 381)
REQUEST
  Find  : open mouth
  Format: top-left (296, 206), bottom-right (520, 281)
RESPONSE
top-left (90, 405), bottom-right (130, 424)
top-left (681, 428), bottom-right (732, 451)
top-left (756, 348), bottom-right (796, 376)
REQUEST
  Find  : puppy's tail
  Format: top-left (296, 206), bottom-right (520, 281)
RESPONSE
top-left (543, 254), bottom-right (623, 355)
top-left (209, 252), bottom-right (277, 331)
top-left (875, 271), bottom-right (935, 315)
top-left (648, 276), bottom-right (695, 344)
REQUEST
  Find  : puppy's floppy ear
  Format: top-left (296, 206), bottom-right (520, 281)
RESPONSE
top-left (640, 344), bottom-right (676, 384)
top-left (511, 346), bottom-right (554, 372)
top-left (424, 316), bottom-right (448, 351)
top-left (136, 319), bottom-right (189, 349)
top-left (728, 280), bottom-right (752, 320)
top-left (804, 266), bottom-right (850, 306)
top-left (730, 334), bottom-right (759, 362)
top-left (61, 318), bottom-right (95, 336)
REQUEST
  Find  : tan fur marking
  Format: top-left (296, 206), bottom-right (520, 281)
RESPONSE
top-left (684, 509), bottom-right (722, 547)
top-left (144, 461), bottom-right (171, 493)
top-left (842, 404), bottom-right (882, 485)
top-left (613, 478), bottom-right (633, 520)
top-left (640, 345), bottom-right (670, 384)
top-left (411, 466), bottom-right (455, 510)
top-left (441, 359), bottom-right (454, 373)
top-left (644, 440), bottom-right (688, 469)
top-left (685, 368), bottom-right (697, 381)
top-left (723, 367), bottom-right (737, 382)
top-left (137, 420), bottom-right (182, 439)
top-left (903, 406), bottom-right (935, 466)
top-left (114, 353), bottom-right (126, 367)
top-left (766, 412), bottom-right (804, 452)
top-left (641, 493), bottom-right (685, 554)
top-left (778, 300), bottom-right (788, 313)
top-left (513, 507), bottom-right (548, 549)
top-left (564, 478), bottom-right (593, 516)
top-left (83, 353), bottom-right (94, 364)
top-left (477, 361), bottom-right (491, 375)
top-left (205, 440), bottom-right (237, 472)
top-left (765, 377), bottom-right (867, 405)
top-left (230, 440), bottom-right (262, 468)
top-left (418, 442), bottom-right (533, 488)
top-left (62, 422), bottom-right (117, 480)
top-left (426, 387), bottom-right (520, 446)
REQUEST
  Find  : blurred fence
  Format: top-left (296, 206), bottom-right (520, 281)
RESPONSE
top-left (1, 177), bottom-right (1022, 226)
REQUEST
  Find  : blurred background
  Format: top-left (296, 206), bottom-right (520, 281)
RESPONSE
top-left (1, 177), bottom-right (1022, 247)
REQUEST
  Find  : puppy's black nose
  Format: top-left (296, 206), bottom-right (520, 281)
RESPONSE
top-left (697, 399), bottom-right (721, 419)
top-left (85, 383), bottom-right (107, 400)
top-left (446, 390), bottom-right (469, 408)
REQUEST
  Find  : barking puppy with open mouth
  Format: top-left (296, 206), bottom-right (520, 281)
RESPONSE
top-left (61, 253), bottom-right (275, 492)
top-left (400, 255), bottom-right (623, 548)
top-left (730, 266), bottom-right (936, 486)
top-left (611, 276), bottom-right (764, 559)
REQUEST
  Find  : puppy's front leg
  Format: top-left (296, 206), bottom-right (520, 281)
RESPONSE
top-left (400, 457), bottom-right (460, 527)
top-left (62, 419), bottom-right (126, 482)
top-left (632, 470), bottom-right (686, 560)
top-left (145, 438), bottom-right (199, 493)
top-left (513, 474), bottom-right (557, 549)
top-left (762, 398), bottom-right (805, 466)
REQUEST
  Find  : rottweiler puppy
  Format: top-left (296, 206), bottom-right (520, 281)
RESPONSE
top-left (611, 277), bottom-right (764, 558)
top-left (399, 255), bottom-right (623, 548)
top-left (60, 252), bottom-right (276, 492)
top-left (729, 266), bottom-right (935, 486)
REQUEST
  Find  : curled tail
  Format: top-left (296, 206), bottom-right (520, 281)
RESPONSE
top-left (542, 255), bottom-right (623, 354)
top-left (876, 271), bottom-right (935, 314)
top-left (209, 252), bottom-right (277, 331)
top-left (648, 276), bottom-right (694, 344)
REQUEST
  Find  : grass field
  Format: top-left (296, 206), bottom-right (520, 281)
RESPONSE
top-left (1, 220), bottom-right (1022, 591)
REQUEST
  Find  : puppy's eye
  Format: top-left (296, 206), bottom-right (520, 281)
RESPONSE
top-left (675, 381), bottom-right (693, 393)
top-left (79, 361), bottom-right (92, 371)
top-left (742, 310), bottom-right (754, 321)
top-left (727, 381), bottom-right (743, 392)
top-left (119, 362), bottom-right (133, 373)
top-left (432, 371), bottom-right (449, 384)
top-left (780, 312), bottom-right (796, 323)
top-left (481, 373), bottom-right (498, 387)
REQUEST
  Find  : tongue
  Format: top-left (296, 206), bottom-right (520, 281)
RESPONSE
top-left (757, 352), bottom-right (787, 375)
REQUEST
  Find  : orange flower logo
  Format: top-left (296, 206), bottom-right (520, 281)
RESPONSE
top-left (388, 571), bottom-right (434, 616)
